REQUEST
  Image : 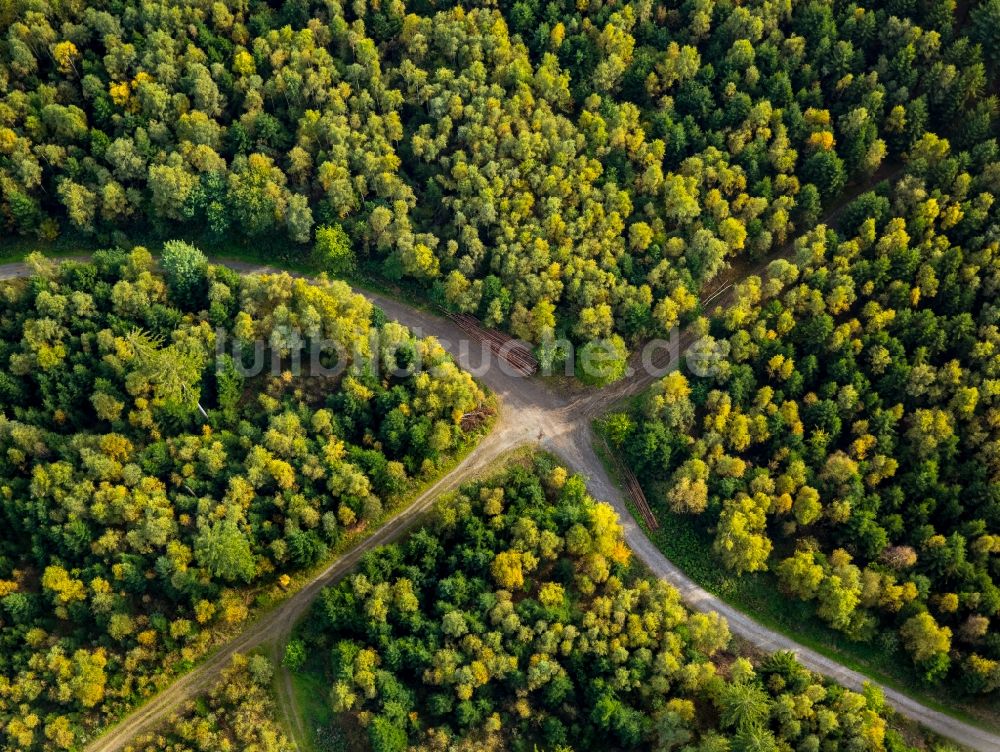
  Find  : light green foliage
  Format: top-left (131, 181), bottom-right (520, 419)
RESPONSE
top-left (313, 223), bottom-right (355, 275)
top-left (576, 336), bottom-right (629, 386)
top-left (282, 639), bottom-right (307, 672)
top-left (195, 519), bottom-right (256, 583)
top-left (160, 240), bottom-right (208, 301)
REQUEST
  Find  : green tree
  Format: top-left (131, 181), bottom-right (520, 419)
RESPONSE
top-left (282, 639), bottom-right (307, 672)
top-left (314, 223), bottom-right (356, 275)
top-left (195, 519), bottom-right (256, 583)
top-left (717, 680), bottom-right (771, 732)
top-left (576, 336), bottom-right (628, 386)
top-left (370, 716), bottom-right (408, 752)
top-left (713, 495), bottom-right (773, 573)
top-left (901, 612), bottom-right (952, 681)
top-left (802, 150), bottom-right (846, 201)
top-left (160, 240), bottom-right (208, 302)
top-left (970, 0), bottom-right (1000, 70)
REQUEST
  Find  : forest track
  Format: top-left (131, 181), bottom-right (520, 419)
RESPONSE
top-left (2, 209), bottom-right (999, 751)
top-left (270, 644), bottom-right (309, 751)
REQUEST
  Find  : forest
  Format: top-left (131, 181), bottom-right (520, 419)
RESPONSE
top-left (2, 0), bottom-right (998, 372)
top-left (606, 133), bottom-right (1000, 695)
top-left (293, 455), bottom-right (924, 752)
top-left (122, 654), bottom-right (293, 752)
top-left (0, 247), bottom-right (486, 750)
top-left (2, 0), bottom-right (1000, 747)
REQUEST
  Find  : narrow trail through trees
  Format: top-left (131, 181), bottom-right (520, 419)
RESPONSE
top-left (1, 210), bottom-right (997, 751)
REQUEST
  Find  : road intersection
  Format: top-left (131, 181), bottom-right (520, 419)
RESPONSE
top-left (1, 255), bottom-right (996, 752)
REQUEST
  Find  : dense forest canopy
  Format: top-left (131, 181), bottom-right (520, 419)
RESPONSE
top-left (1, 0), bottom-right (1000, 746)
top-left (297, 456), bottom-right (911, 752)
top-left (609, 133), bottom-right (1000, 694)
top-left (0, 246), bottom-right (485, 750)
top-left (1, 0), bottom-right (996, 363)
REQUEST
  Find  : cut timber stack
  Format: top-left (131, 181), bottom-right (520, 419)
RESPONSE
top-left (602, 437), bottom-right (659, 531)
top-left (447, 312), bottom-right (539, 377)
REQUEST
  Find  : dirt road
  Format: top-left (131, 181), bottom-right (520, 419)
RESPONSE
top-left (1, 250), bottom-right (996, 752)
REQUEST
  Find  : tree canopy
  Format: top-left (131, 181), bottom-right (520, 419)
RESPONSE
top-left (1, 0), bottom-right (994, 364)
top-left (0, 246), bottom-right (486, 749)
top-left (616, 131), bottom-right (1000, 694)
top-left (296, 456), bottom-right (906, 751)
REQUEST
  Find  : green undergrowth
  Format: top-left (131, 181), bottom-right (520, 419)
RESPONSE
top-left (287, 659), bottom-right (351, 752)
